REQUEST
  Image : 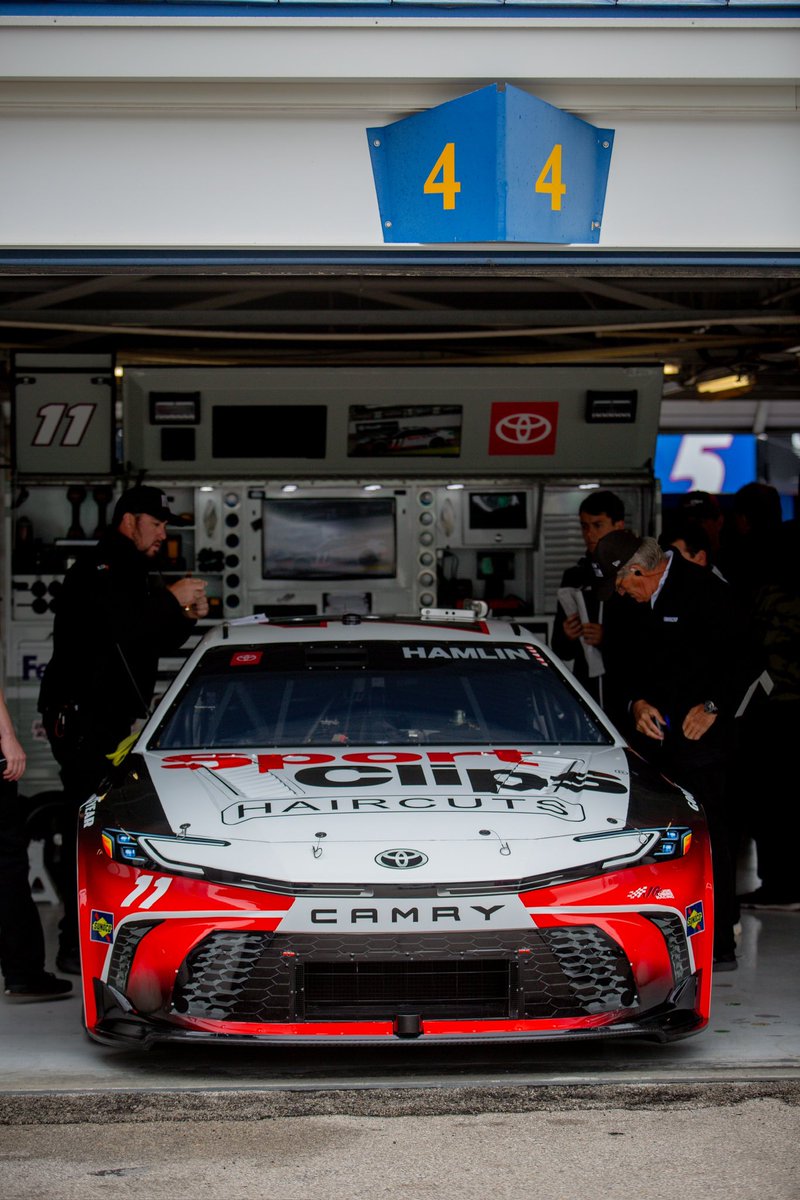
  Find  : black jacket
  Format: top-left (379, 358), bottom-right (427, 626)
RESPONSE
top-left (613, 551), bottom-right (752, 762)
top-left (38, 531), bottom-right (192, 738)
top-left (551, 556), bottom-right (602, 693)
top-left (551, 555), bottom-right (630, 716)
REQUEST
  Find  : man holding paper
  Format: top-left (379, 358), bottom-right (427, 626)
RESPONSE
top-left (552, 490), bottom-right (625, 705)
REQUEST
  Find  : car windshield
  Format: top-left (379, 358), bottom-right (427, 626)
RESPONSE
top-left (150, 640), bottom-right (612, 750)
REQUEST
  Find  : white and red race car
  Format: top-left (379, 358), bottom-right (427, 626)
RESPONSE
top-left (79, 613), bottom-right (713, 1046)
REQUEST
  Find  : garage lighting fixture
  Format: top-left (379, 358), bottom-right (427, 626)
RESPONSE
top-left (662, 362), bottom-right (681, 376)
top-left (578, 482), bottom-right (600, 491)
top-left (695, 371), bottom-right (755, 396)
top-left (113, 365), bottom-right (124, 379)
top-left (199, 485), bottom-right (214, 493)
top-left (363, 484), bottom-right (382, 492)
top-left (446, 483), bottom-right (465, 490)
top-left (281, 484), bottom-right (298, 493)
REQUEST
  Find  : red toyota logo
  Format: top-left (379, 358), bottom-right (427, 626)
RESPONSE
top-left (489, 402), bottom-right (558, 456)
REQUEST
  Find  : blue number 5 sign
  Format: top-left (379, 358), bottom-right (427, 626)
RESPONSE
top-left (367, 83), bottom-right (614, 245)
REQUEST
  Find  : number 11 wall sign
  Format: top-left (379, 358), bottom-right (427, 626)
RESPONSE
top-left (367, 83), bottom-right (614, 245)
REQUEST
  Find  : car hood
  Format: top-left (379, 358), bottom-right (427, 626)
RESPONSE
top-left (115, 744), bottom-right (647, 885)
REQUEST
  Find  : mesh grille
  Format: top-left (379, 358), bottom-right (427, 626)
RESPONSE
top-left (539, 926), bottom-right (637, 1013)
top-left (172, 926), bottom-right (638, 1024)
top-left (106, 920), bottom-right (161, 992)
top-left (647, 912), bottom-right (692, 985)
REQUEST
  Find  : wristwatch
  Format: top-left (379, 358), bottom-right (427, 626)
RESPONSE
top-left (703, 700), bottom-right (719, 714)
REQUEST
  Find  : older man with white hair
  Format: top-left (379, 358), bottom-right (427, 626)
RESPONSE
top-left (592, 530), bottom-right (746, 970)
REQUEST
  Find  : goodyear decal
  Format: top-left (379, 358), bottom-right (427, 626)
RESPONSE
top-left (685, 901), bottom-right (705, 936)
top-left (90, 910), bottom-right (114, 944)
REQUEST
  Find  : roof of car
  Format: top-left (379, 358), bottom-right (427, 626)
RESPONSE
top-left (198, 612), bottom-right (546, 649)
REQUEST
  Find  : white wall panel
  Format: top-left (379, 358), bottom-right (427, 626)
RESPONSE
top-left (0, 17), bottom-right (797, 250)
top-left (1, 23), bottom-right (799, 86)
top-left (1, 106), bottom-right (798, 248)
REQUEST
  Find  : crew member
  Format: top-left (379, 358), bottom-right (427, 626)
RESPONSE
top-left (38, 485), bottom-right (209, 975)
top-left (593, 530), bottom-right (745, 969)
top-left (551, 489), bottom-right (625, 706)
top-left (1, 688), bottom-right (72, 1001)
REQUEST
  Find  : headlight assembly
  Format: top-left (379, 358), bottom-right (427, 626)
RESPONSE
top-left (574, 826), bottom-right (693, 871)
top-left (101, 828), bottom-right (230, 874)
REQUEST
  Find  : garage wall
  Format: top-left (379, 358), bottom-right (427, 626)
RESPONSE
top-left (0, 20), bottom-right (798, 250)
top-left (1, 103), bottom-right (798, 249)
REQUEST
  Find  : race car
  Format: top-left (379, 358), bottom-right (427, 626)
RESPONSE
top-left (78, 611), bottom-right (713, 1047)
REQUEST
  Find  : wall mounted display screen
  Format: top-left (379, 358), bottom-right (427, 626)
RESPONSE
top-left (468, 491), bottom-right (528, 530)
top-left (656, 434), bottom-right (756, 495)
top-left (213, 405), bottom-right (327, 458)
top-left (461, 490), bottom-right (535, 548)
top-left (262, 498), bottom-right (397, 580)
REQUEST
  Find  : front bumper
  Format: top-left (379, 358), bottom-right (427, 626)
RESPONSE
top-left (86, 905), bottom-right (709, 1047)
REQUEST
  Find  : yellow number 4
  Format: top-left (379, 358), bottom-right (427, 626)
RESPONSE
top-left (424, 142), bottom-right (461, 211)
top-left (535, 144), bottom-right (566, 211)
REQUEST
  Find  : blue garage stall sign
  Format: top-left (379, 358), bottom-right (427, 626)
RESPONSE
top-left (366, 83), bottom-right (614, 245)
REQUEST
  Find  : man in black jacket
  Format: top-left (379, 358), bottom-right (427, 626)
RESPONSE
top-left (593, 530), bottom-right (745, 968)
top-left (1, 687), bottom-right (72, 1001)
top-left (38, 486), bottom-right (209, 974)
top-left (551, 490), bottom-right (625, 706)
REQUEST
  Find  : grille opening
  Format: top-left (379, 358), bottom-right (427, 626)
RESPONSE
top-left (172, 928), bottom-right (638, 1024)
top-left (301, 959), bottom-right (515, 1018)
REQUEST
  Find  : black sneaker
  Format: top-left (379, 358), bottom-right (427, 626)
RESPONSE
top-left (55, 950), bottom-right (82, 976)
top-left (4, 973), bottom-right (73, 1003)
top-left (738, 888), bottom-right (800, 912)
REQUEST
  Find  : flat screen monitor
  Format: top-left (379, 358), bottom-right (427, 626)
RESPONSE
top-left (462, 490), bottom-right (533, 547)
top-left (262, 497), bottom-right (397, 581)
top-left (468, 491), bottom-right (528, 530)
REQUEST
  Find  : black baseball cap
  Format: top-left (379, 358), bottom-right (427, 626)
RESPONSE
top-left (591, 530), bottom-right (645, 600)
top-left (112, 486), bottom-right (189, 528)
top-left (677, 491), bottom-right (722, 521)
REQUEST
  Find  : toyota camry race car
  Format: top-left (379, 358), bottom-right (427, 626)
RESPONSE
top-left (78, 612), bottom-right (713, 1047)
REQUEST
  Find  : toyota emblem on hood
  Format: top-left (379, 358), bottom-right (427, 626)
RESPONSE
top-left (375, 848), bottom-right (428, 870)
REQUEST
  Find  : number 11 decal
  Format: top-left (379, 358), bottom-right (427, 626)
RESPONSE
top-left (120, 875), bottom-right (173, 910)
top-left (32, 402), bottom-right (96, 447)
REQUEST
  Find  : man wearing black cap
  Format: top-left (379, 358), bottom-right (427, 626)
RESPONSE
top-left (38, 486), bottom-right (209, 974)
top-left (593, 530), bottom-right (744, 969)
top-left (676, 490), bottom-right (725, 562)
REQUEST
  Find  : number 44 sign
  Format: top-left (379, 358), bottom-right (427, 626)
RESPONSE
top-left (367, 83), bottom-right (614, 245)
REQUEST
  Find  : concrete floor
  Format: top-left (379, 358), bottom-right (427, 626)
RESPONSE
top-left (2, 1099), bottom-right (799, 1200)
